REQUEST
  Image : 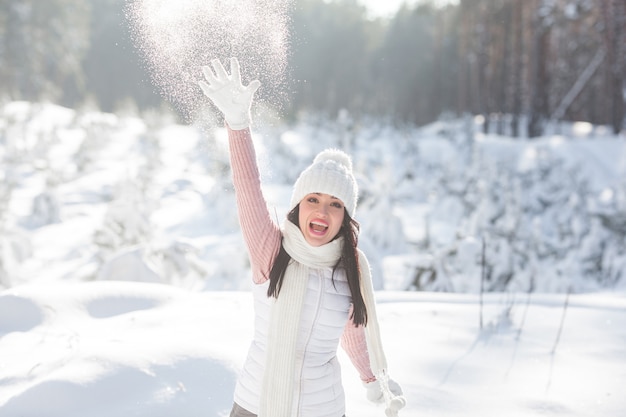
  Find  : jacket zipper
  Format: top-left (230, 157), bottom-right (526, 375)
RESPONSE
top-left (293, 268), bottom-right (325, 416)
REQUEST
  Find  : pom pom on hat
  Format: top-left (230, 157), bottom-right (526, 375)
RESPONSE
top-left (290, 148), bottom-right (358, 217)
top-left (313, 148), bottom-right (353, 172)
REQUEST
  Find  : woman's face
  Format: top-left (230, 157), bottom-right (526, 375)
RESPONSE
top-left (298, 193), bottom-right (345, 246)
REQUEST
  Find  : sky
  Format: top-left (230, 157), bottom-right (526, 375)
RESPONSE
top-left (357, 0), bottom-right (458, 18)
top-left (358, 0), bottom-right (417, 18)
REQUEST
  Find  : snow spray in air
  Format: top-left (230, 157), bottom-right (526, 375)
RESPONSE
top-left (125, 0), bottom-right (292, 122)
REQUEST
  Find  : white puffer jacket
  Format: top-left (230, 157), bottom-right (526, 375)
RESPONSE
top-left (234, 266), bottom-right (352, 417)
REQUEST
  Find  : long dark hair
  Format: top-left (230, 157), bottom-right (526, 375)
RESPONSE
top-left (267, 204), bottom-right (368, 326)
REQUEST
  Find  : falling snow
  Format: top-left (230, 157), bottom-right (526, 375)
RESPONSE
top-left (125, 0), bottom-right (293, 121)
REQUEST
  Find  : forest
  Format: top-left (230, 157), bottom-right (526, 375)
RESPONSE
top-left (1, 3), bottom-right (625, 416)
top-left (1, 0), bottom-right (624, 136)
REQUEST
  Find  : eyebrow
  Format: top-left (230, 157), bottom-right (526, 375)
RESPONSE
top-left (312, 192), bottom-right (340, 200)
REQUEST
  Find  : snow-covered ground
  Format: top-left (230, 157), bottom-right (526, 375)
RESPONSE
top-left (1, 281), bottom-right (624, 416)
top-left (1, 101), bottom-right (625, 416)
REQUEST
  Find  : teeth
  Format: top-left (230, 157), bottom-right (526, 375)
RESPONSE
top-left (310, 221), bottom-right (328, 232)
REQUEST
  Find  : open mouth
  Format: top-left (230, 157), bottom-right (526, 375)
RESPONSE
top-left (309, 220), bottom-right (329, 235)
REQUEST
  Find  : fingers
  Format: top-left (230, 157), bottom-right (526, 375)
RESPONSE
top-left (201, 65), bottom-right (219, 89)
top-left (211, 58), bottom-right (229, 80)
top-left (198, 80), bottom-right (212, 96)
top-left (199, 58), bottom-right (261, 97)
top-left (248, 79), bottom-right (261, 95)
top-left (201, 58), bottom-right (228, 89)
top-left (229, 58), bottom-right (261, 94)
top-left (230, 57), bottom-right (241, 85)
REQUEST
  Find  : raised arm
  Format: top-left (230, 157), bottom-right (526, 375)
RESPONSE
top-left (200, 58), bottom-right (281, 282)
top-left (228, 127), bottom-right (281, 283)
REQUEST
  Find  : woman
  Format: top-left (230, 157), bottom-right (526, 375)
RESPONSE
top-left (199, 58), bottom-right (405, 417)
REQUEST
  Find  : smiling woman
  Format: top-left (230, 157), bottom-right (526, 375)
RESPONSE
top-left (198, 57), bottom-right (405, 417)
top-left (288, 148), bottom-right (357, 247)
top-left (299, 193), bottom-right (345, 246)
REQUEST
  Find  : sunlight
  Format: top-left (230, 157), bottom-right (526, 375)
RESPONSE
top-left (357, 0), bottom-right (459, 18)
top-left (572, 121), bottom-right (594, 137)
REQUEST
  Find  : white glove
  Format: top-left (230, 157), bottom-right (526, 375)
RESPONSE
top-left (364, 378), bottom-right (403, 403)
top-left (199, 57), bottom-right (261, 130)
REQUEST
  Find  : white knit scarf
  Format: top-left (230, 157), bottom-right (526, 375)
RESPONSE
top-left (259, 220), bottom-right (406, 417)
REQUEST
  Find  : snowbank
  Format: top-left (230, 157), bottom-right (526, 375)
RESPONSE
top-left (1, 281), bottom-right (625, 416)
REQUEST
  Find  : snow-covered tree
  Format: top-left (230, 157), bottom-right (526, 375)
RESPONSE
top-left (29, 176), bottom-right (62, 227)
top-left (93, 180), bottom-right (154, 260)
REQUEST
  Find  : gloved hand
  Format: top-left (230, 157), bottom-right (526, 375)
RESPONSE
top-left (364, 377), bottom-right (404, 403)
top-left (199, 57), bottom-right (261, 130)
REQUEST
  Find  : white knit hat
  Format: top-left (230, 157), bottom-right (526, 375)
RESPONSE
top-left (290, 149), bottom-right (358, 218)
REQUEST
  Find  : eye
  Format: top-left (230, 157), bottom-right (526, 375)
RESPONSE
top-left (331, 201), bottom-right (343, 209)
top-left (307, 196), bottom-right (319, 204)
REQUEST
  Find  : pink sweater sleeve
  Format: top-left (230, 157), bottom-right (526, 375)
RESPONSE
top-left (341, 310), bottom-right (376, 382)
top-left (228, 127), bottom-right (281, 283)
